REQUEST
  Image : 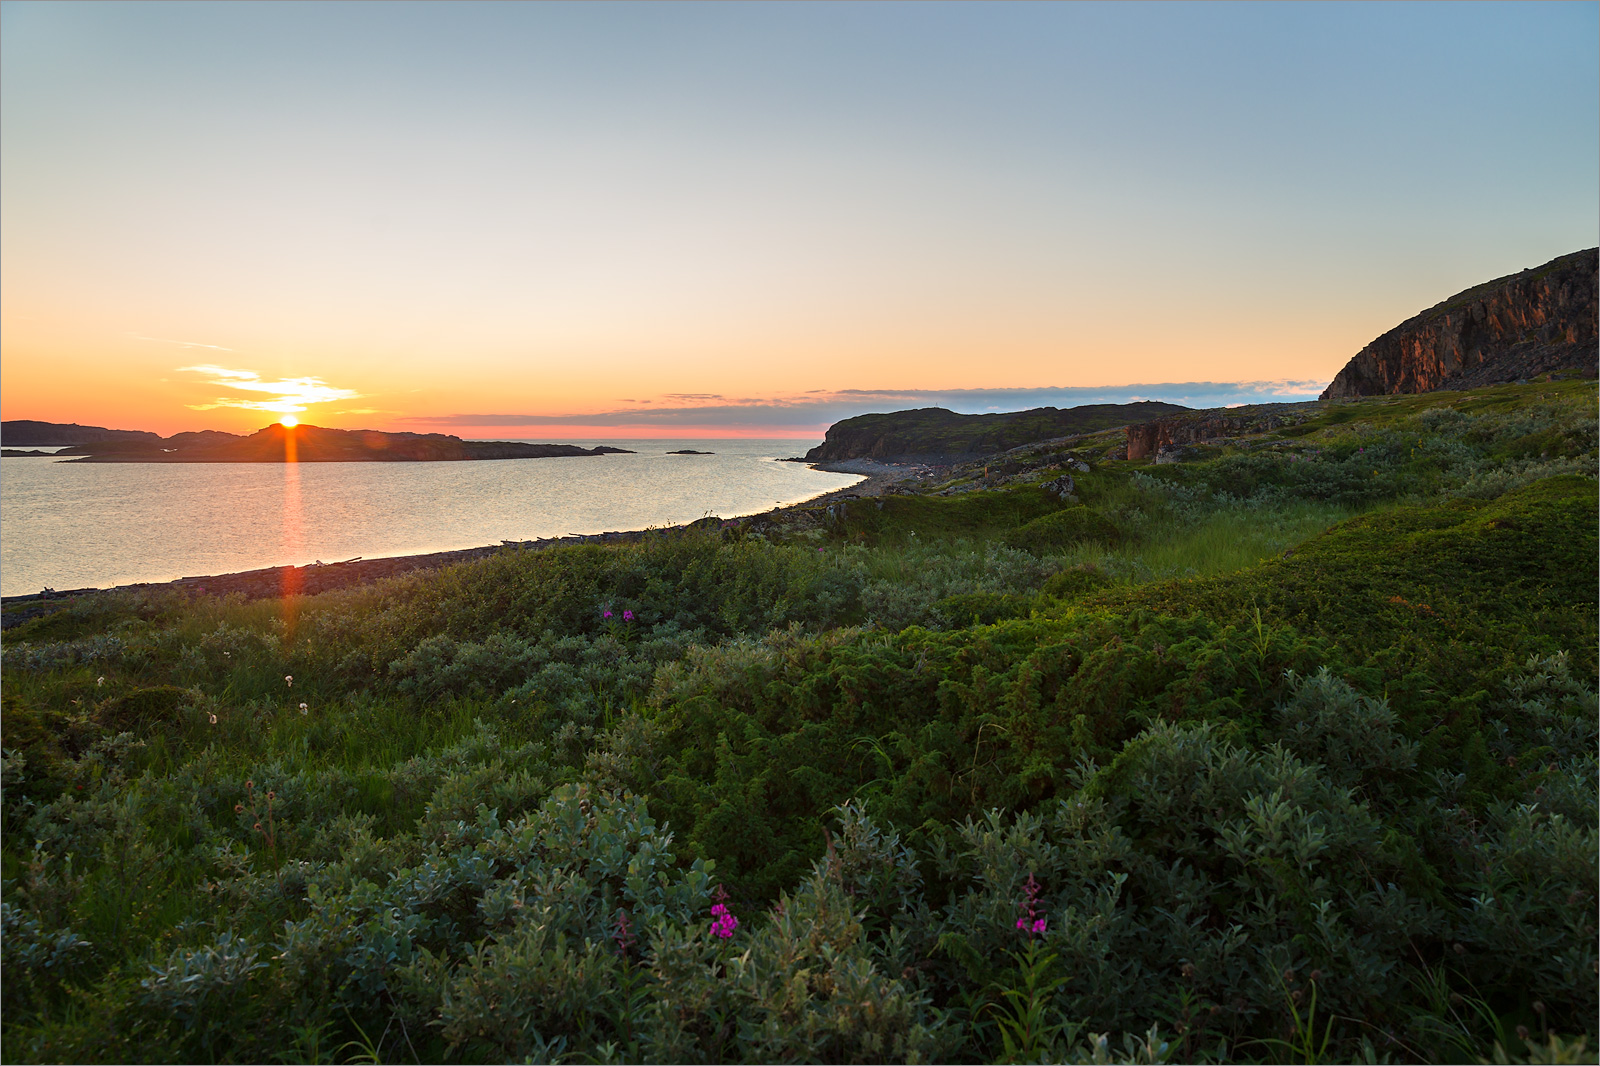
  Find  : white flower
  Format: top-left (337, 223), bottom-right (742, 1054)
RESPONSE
top-left (299, 702), bottom-right (308, 715)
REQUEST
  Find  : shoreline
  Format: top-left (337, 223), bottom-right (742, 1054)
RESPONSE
top-left (0, 460), bottom-right (936, 622)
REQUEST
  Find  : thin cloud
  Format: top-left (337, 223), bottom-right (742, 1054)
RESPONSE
top-left (403, 379), bottom-right (1328, 430)
top-left (131, 333), bottom-right (234, 351)
top-left (178, 365), bottom-right (360, 414)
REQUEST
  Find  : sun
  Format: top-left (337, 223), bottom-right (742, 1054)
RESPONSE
top-left (280, 414), bottom-right (299, 427)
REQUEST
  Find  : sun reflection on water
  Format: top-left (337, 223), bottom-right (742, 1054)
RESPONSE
top-left (279, 425), bottom-right (303, 634)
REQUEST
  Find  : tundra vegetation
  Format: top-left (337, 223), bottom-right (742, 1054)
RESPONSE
top-left (2, 380), bottom-right (1596, 1064)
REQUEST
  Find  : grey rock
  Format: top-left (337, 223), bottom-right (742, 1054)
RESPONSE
top-left (1043, 474), bottom-right (1077, 498)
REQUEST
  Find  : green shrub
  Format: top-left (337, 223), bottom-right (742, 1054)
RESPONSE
top-left (934, 591), bottom-right (1037, 626)
top-left (1042, 564), bottom-right (1113, 599)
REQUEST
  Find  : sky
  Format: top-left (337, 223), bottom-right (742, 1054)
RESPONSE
top-left (2, 1), bottom-right (1596, 439)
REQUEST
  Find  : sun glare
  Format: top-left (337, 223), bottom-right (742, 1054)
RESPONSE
top-left (280, 415), bottom-right (299, 427)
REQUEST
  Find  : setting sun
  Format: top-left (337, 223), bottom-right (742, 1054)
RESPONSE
top-left (279, 415), bottom-right (298, 427)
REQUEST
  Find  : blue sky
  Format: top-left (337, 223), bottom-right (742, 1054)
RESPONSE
top-left (3, 1), bottom-right (1596, 435)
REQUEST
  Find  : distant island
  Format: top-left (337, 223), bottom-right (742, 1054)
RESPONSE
top-left (0, 421), bottom-right (632, 463)
top-left (0, 420), bottom-right (165, 447)
top-left (666, 448), bottom-right (714, 455)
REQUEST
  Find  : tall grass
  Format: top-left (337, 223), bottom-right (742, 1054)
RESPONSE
top-left (1104, 499), bottom-right (1361, 582)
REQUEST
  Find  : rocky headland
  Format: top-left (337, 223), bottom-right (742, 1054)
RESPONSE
top-left (1321, 248), bottom-right (1598, 399)
top-left (801, 401), bottom-right (1189, 464)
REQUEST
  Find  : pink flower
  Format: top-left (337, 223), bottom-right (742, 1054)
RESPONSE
top-left (1016, 873), bottom-right (1046, 941)
top-left (612, 909), bottom-right (636, 955)
top-left (709, 902), bottom-right (739, 939)
top-left (623, 609), bottom-right (634, 622)
top-left (603, 609), bottom-right (612, 619)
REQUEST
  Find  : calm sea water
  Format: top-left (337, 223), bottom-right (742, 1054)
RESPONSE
top-left (0, 439), bottom-right (859, 597)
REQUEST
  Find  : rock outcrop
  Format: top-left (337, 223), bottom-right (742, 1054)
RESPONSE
top-left (1321, 249), bottom-right (1598, 400)
top-left (1125, 404), bottom-right (1314, 460)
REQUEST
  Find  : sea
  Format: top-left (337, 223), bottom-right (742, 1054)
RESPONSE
top-left (0, 439), bottom-right (862, 598)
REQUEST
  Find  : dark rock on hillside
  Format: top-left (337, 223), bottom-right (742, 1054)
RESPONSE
top-left (1, 420), bottom-right (162, 447)
top-left (1321, 249), bottom-right (1598, 400)
top-left (1126, 404), bottom-right (1317, 461)
top-left (804, 402), bottom-right (1189, 464)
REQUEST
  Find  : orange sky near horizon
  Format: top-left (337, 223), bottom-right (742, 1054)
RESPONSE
top-left (1, 291), bottom-right (1380, 438)
top-left (2, 3), bottom-right (1594, 439)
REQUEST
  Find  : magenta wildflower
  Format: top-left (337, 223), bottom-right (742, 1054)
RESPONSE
top-left (1016, 873), bottom-right (1047, 940)
top-left (710, 902), bottom-right (739, 939)
top-left (612, 908), bottom-right (637, 956)
top-left (623, 609), bottom-right (634, 622)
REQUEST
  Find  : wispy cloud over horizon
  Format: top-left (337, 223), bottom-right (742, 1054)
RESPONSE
top-left (402, 380), bottom-right (1327, 431)
top-left (178, 365), bottom-right (360, 414)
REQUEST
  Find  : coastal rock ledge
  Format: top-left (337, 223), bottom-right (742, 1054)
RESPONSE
top-left (1321, 248), bottom-right (1598, 399)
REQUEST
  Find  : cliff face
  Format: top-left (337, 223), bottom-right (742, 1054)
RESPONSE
top-left (1321, 249), bottom-right (1598, 400)
top-left (805, 402), bottom-right (1189, 463)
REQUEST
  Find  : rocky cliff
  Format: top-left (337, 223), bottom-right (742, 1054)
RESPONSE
top-left (805, 402), bottom-right (1188, 463)
top-left (1321, 249), bottom-right (1598, 400)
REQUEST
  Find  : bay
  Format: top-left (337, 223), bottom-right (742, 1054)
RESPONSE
top-left (0, 439), bottom-right (859, 597)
